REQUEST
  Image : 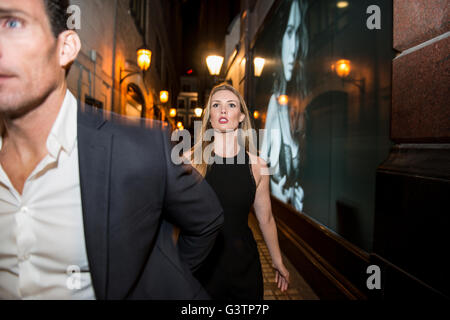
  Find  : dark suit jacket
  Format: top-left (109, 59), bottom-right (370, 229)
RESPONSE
top-left (77, 103), bottom-right (223, 299)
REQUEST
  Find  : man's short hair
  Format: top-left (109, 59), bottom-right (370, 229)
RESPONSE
top-left (43, 0), bottom-right (71, 38)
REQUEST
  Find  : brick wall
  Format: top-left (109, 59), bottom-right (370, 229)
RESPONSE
top-left (373, 0), bottom-right (450, 299)
top-left (391, 0), bottom-right (450, 142)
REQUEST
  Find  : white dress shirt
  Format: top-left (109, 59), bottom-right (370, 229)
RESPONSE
top-left (0, 90), bottom-right (96, 299)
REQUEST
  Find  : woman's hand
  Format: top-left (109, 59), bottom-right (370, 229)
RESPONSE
top-left (273, 261), bottom-right (290, 292)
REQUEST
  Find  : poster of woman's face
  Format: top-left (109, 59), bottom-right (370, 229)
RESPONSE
top-left (281, 0), bottom-right (301, 82)
top-left (253, 0), bottom-right (393, 251)
top-left (258, 0), bottom-right (309, 213)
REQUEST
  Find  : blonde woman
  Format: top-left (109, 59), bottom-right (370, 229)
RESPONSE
top-left (184, 83), bottom-right (289, 300)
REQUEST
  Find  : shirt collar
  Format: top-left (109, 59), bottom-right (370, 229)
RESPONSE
top-left (46, 89), bottom-right (78, 159)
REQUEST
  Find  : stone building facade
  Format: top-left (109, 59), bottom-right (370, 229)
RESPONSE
top-left (67, 0), bottom-right (182, 124)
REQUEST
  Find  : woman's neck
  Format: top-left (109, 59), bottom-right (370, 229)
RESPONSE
top-left (213, 129), bottom-right (240, 158)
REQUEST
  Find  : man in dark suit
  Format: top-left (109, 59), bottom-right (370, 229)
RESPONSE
top-left (0, 0), bottom-right (223, 299)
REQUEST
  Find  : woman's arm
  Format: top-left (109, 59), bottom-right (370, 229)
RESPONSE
top-left (251, 155), bottom-right (290, 292)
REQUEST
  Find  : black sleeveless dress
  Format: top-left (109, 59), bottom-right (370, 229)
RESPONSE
top-left (195, 148), bottom-right (264, 300)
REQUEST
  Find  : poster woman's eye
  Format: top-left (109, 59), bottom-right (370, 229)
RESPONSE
top-left (212, 103), bottom-right (219, 108)
top-left (229, 103), bottom-right (236, 108)
top-left (286, 26), bottom-right (294, 37)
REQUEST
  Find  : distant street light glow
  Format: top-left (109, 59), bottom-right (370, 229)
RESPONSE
top-left (194, 108), bottom-right (203, 117)
top-left (337, 1), bottom-right (349, 8)
top-left (160, 91), bottom-right (169, 103)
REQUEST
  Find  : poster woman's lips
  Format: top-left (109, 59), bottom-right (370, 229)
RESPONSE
top-left (219, 117), bottom-right (229, 124)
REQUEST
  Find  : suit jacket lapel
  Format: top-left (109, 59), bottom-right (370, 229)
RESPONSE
top-left (77, 103), bottom-right (112, 300)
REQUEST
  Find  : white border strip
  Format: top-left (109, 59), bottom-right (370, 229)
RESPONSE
top-left (394, 31), bottom-right (450, 60)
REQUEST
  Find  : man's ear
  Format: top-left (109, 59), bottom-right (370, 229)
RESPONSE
top-left (58, 30), bottom-right (81, 69)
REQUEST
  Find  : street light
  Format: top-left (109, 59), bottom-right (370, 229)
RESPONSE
top-left (331, 59), bottom-right (365, 92)
top-left (253, 57), bottom-right (265, 77)
top-left (194, 107), bottom-right (203, 117)
top-left (206, 55), bottom-right (224, 76)
top-left (160, 90), bottom-right (169, 104)
top-left (137, 48), bottom-right (152, 71)
top-left (332, 59), bottom-right (351, 78)
top-left (120, 47), bottom-right (152, 84)
top-left (278, 95), bottom-right (288, 105)
top-left (169, 108), bottom-right (177, 118)
top-left (337, 1), bottom-right (349, 9)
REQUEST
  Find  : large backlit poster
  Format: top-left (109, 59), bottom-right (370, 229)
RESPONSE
top-left (253, 0), bottom-right (394, 251)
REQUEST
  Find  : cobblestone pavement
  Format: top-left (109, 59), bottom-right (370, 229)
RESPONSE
top-left (248, 213), bottom-right (319, 300)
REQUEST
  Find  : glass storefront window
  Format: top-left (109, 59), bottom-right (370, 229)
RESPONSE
top-left (252, 0), bottom-right (395, 252)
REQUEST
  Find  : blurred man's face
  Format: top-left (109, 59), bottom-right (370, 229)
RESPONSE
top-left (0, 0), bottom-right (63, 115)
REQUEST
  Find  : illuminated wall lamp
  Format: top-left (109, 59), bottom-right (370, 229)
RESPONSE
top-left (160, 91), bottom-right (169, 104)
top-left (120, 47), bottom-right (152, 84)
top-left (278, 95), bottom-right (288, 105)
top-left (137, 48), bottom-right (152, 71)
top-left (206, 55), bottom-right (224, 76)
top-left (194, 108), bottom-right (203, 117)
top-left (253, 57), bottom-right (265, 77)
top-left (332, 59), bottom-right (365, 93)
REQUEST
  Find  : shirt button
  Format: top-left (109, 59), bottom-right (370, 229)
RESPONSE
top-left (19, 254), bottom-right (30, 262)
top-left (21, 207), bottom-right (29, 214)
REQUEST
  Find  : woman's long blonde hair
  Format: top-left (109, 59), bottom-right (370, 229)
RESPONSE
top-left (190, 83), bottom-right (256, 177)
